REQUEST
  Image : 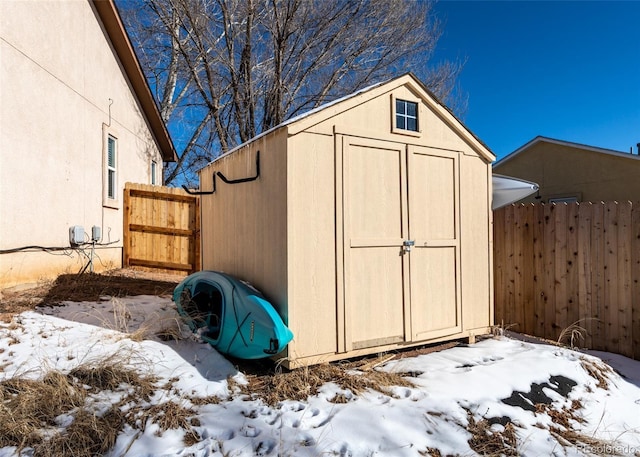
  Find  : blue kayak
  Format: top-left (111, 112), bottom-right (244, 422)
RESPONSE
top-left (172, 271), bottom-right (293, 359)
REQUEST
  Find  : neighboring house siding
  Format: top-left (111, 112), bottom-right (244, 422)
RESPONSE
top-left (0, 0), bottom-right (164, 287)
top-left (494, 138), bottom-right (640, 203)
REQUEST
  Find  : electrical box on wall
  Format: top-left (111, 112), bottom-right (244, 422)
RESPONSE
top-left (91, 226), bottom-right (101, 242)
top-left (69, 226), bottom-right (84, 246)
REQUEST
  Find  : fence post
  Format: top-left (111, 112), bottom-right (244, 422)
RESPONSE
top-left (618, 202), bottom-right (633, 357)
top-left (632, 202), bottom-right (640, 359)
top-left (577, 203), bottom-right (593, 348)
top-left (123, 186), bottom-right (132, 269)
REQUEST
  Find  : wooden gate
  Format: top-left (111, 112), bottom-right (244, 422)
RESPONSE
top-left (123, 183), bottom-right (200, 274)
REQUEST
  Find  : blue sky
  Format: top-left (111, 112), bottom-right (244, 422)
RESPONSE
top-left (432, 0), bottom-right (640, 160)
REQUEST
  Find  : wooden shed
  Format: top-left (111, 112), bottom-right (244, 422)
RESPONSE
top-left (197, 74), bottom-right (496, 368)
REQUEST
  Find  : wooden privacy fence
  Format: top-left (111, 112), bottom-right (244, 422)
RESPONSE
top-left (494, 202), bottom-right (640, 359)
top-left (123, 183), bottom-right (200, 274)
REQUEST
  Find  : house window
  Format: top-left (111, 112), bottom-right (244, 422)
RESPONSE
top-left (107, 135), bottom-right (117, 199)
top-left (548, 196), bottom-right (579, 204)
top-left (395, 99), bottom-right (418, 132)
top-left (151, 161), bottom-right (157, 185)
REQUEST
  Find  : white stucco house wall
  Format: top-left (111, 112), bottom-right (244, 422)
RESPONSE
top-left (0, 0), bottom-right (176, 287)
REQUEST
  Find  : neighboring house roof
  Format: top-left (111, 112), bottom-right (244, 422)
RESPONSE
top-left (494, 135), bottom-right (638, 168)
top-left (208, 73), bottom-right (495, 167)
top-left (93, 0), bottom-right (176, 162)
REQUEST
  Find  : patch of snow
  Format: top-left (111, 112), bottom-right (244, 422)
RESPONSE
top-left (0, 296), bottom-right (639, 456)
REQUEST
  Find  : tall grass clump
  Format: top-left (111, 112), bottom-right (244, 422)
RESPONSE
top-left (0, 355), bottom-right (158, 457)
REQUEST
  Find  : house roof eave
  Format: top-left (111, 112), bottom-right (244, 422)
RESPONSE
top-left (92, 0), bottom-right (177, 163)
top-left (494, 136), bottom-right (637, 168)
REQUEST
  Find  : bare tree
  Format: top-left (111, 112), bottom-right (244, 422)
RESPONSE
top-left (118, 0), bottom-right (465, 186)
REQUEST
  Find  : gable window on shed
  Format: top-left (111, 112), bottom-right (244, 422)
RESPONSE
top-left (107, 135), bottom-right (117, 199)
top-left (395, 99), bottom-right (418, 132)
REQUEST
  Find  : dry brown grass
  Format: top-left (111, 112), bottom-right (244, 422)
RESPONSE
top-left (461, 394), bottom-right (627, 457)
top-left (466, 412), bottom-right (519, 457)
top-left (40, 272), bottom-right (178, 304)
top-left (124, 399), bottom-right (202, 446)
top-left (37, 408), bottom-right (125, 457)
top-left (70, 363), bottom-right (156, 395)
top-left (126, 315), bottom-right (186, 343)
top-left (470, 393), bottom-right (625, 457)
top-left (0, 371), bottom-right (85, 451)
top-left (1, 271), bottom-right (179, 317)
top-left (0, 281), bottom-right (53, 321)
top-left (189, 394), bottom-right (222, 406)
top-left (537, 399), bottom-right (585, 430)
top-left (536, 397), bottom-right (624, 454)
top-left (145, 401), bottom-right (196, 432)
top-left (0, 355), bottom-right (162, 456)
top-left (580, 357), bottom-right (614, 390)
top-left (234, 360), bottom-right (415, 406)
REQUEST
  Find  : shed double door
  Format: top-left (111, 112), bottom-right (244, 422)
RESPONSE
top-left (339, 136), bottom-right (461, 352)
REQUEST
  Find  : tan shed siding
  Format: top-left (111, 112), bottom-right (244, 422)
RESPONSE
top-left (196, 75), bottom-right (494, 367)
top-left (287, 132), bottom-right (338, 358)
top-left (459, 155), bottom-right (493, 330)
top-left (301, 92), bottom-right (391, 136)
top-left (199, 130), bottom-right (289, 318)
top-left (297, 84), bottom-right (484, 158)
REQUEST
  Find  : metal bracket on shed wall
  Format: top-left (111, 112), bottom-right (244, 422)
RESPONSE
top-left (182, 150), bottom-right (260, 195)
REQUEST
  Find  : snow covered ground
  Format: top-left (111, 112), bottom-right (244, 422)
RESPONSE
top-left (1, 295), bottom-right (639, 456)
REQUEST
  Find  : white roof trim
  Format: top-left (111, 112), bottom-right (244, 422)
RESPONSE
top-left (200, 73), bottom-right (495, 171)
top-left (200, 80), bottom-right (389, 169)
top-left (494, 136), bottom-right (639, 168)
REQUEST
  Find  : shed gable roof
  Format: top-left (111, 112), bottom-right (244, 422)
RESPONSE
top-left (286, 73), bottom-right (495, 162)
top-left (494, 136), bottom-right (639, 168)
top-left (92, 0), bottom-right (176, 162)
top-left (209, 73), bottom-right (494, 166)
